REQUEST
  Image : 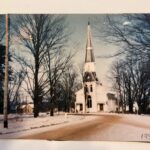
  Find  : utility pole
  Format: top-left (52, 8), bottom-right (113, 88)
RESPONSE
top-left (3, 14), bottom-right (9, 128)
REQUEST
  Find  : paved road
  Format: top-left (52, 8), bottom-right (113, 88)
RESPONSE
top-left (22, 114), bottom-right (150, 141)
top-left (21, 115), bottom-right (120, 140)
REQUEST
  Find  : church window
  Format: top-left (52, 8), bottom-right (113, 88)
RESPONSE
top-left (90, 85), bottom-right (93, 92)
top-left (87, 95), bottom-right (92, 108)
top-left (84, 85), bottom-right (88, 93)
top-left (80, 104), bottom-right (83, 111)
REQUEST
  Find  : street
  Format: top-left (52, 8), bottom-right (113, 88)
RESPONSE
top-left (22, 114), bottom-right (150, 141)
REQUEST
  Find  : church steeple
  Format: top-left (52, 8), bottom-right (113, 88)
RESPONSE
top-left (83, 22), bottom-right (97, 82)
top-left (85, 22), bottom-right (95, 62)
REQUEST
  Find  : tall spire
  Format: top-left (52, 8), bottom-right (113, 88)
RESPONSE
top-left (85, 22), bottom-right (95, 62)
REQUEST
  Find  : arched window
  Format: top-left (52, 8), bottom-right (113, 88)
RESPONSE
top-left (84, 84), bottom-right (88, 93)
top-left (87, 95), bottom-right (92, 108)
top-left (90, 85), bottom-right (93, 92)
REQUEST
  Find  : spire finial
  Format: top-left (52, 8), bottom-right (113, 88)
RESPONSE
top-left (85, 22), bottom-right (95, 63)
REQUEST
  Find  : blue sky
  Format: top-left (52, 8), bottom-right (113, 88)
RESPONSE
top-left (66, 15), bottom-right (120, 89)
top-left (10, 14), bottom-right (121, 91)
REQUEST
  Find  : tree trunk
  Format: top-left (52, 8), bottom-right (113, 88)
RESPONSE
top-left (128, 92), bottom-right (133, 113)
top-left (34, 59), bottom-right (39, 118)
top-left (129, 100), bottom-right (133, 113)
top-left (50, 108), bottom-right (54, 116)
top-left (50, 99), bottom-right (54, 116)
top-left (138, 100), bottom-right (142, 115)
top-left (34, 100), bottom-right (39, 118)
top-left (128, 85), bottom-right (133, 113)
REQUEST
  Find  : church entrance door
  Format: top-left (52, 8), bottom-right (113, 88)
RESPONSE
top-left (98, 103), bottom-right (104, 111)
top-left (100, 104), bottom-right (104, 111)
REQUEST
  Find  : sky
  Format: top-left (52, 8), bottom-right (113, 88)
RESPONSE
top-left (66, 14), bottom-right (120, 90)
top-left (9, 14), bottom-right (122, 100)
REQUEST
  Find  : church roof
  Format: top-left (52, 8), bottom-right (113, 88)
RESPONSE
top-left (85, 22), bottom-right (95, 63)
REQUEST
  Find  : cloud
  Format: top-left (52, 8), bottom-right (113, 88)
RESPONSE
top-left (123, 21), bottom-right (131, 26)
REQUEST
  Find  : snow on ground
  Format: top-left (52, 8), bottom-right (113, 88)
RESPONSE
top-left (100, 112), bottom-right (150, 127)
top-left (0, 113), bottom-right (96, 139)
top-left (1, 112), bottom-right (150, 141)
top-left (85, 113), bottom-right (150, 141)
top-left (86, 120), bottom-right (150, 141)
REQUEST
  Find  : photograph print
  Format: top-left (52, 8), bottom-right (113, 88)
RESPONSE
top-left (0, 14), bottom-right (150, 141)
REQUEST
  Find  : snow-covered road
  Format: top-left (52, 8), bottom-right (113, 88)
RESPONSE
top-left (1, 113), bottom-right (150, 142)
top-left (0, 113), bottom-right (96, 139)
top-left (21, 113), bottom-right (150, 142)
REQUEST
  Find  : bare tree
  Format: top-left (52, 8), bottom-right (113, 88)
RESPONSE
top-left (78, 62), bottom-right (84, 82)
top-left (95, 14), bottom-right (150, 114)
top-left (109, 56), bottom-right (149, 114)
top-left (108, 60), bottom-right (124, 112)
top-left (95, 14), bottom-right (150, 60)
top-left (9, 69), bottom-right (26, 104)
top-left (12, 14), bottom-right (68, 117)
top-left (61, 65), bottom-right (81, 112)
top-left (43, 49), bottom-right (73, 116)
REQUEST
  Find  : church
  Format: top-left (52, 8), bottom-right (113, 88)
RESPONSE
top-left (75, 22), bottom-right (117, 113)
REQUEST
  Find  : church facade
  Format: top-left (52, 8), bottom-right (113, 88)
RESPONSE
top-left (75, 22), bottom-right (117, 113)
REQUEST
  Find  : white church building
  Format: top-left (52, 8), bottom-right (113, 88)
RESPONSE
top-left (75, 22), bottom-right (117, 113)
